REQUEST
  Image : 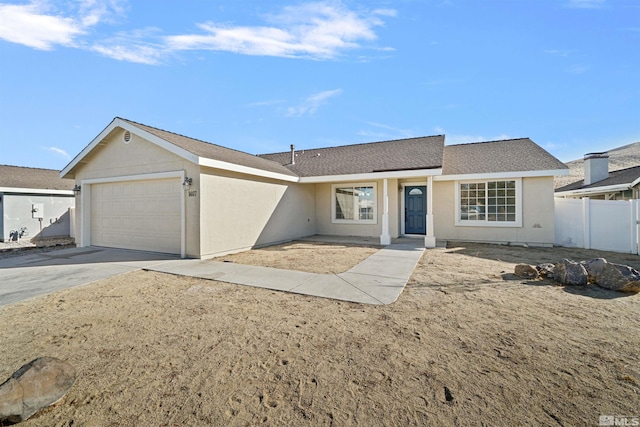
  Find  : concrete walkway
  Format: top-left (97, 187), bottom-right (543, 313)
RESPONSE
top-left (147, 239), bottom-right (425, 305)
top-left (0, 239), bottom-right (424, 306)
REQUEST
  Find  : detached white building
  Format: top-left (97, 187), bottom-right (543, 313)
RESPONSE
top-left (0, 165), bottom-right (75, 242)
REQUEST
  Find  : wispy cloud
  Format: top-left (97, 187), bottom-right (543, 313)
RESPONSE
top-left (165, 2), bottom-right (394, 60)
top-left (358, 122), bottom-right (417, 140)
top-left (286, 89), bottom-right (343, 117)
top-left (436, 127), bottom-right (512, 145)
top-left (566, 63), bottom-right (589, 74)
top-left (45, 146), bottom-right (71, 159)
top-left (0, 0), bottom-right (123, 50)
top-left (566, 0), bottom-right (606, 8)
top-left (0, 3), bottom-right (85, 50)
top-left (245, 99), bottom-right (286, 108)
top-left (0, 1), bottom-right (395, 64)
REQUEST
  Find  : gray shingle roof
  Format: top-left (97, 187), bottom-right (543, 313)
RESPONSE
top-left (443, 138), bottom-right (568, 175)
top-left (259, 136), bottom-right (445, 177)
top-left (556, 164), bottom-right (640, 192)
top-left (0, 165), bottom-right (74, 191)
top-left (121, 119), bottom-right (297, 177)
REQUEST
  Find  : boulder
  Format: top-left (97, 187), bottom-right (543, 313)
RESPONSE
top-left (553, 259), bottom-right (588, 286)
top-left (514, 264), bottom-right (538, 278)
top-left (0, 357), bottom-right (76, 423)
top-left (536, 263), bottom-right (555, 278)
top-left (582, 258), bottom-right (607, 283)
top-left (589, 261), bottom-right (640, 293)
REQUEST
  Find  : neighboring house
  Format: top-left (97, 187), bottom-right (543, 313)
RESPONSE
top-left (61, 117), bottom-right (568, 258)
top-left (555, 153), bottom-right (640, 200)
top-left (0, 165), bottom-right (75, 242)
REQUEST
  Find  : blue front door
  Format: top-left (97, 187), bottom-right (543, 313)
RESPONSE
top-left (405, 186), bottom-right (427, 235)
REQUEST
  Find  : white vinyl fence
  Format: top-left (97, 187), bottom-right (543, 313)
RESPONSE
top-left (555, 198), bottom-right (639, 254)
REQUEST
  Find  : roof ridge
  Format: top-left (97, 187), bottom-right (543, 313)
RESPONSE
top-left (446, 137), bottom-right (530, 147)
top-left (0, 164), bottom-right (64, 173)
top-left (260, 134), bottom-right (444, 156)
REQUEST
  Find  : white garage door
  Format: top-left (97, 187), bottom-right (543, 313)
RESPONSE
top-left (91, 178), bottom-right (182, 254)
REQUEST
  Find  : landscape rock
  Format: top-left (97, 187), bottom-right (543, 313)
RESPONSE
top-left (590, 261), bottom-right (640, 293)
top-left (514, 264), bottom-right (538, 278)
top-left (535, 263), bottom-right (555, 278)
top-left (582, 258), bottom-right (608, 283)
top-left (553, 259), bottom-right (588, 286)
top-left (0, 357), bottom-right (76, 423)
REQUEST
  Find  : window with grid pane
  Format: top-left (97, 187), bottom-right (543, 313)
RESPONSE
top-left (459, 180), bottom-right (518, 224)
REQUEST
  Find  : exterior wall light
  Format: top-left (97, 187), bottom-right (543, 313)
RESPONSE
top-left (73, 184), bottom-right (82, 194)
top-left (183, 177), bottom-right (193, 190)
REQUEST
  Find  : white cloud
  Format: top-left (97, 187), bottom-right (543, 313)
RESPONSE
top-left (566, 64), bottom-right (589, 74)
top-left (0, 0), bottom-right (125, 50)
top-left (0, 3), bottom-right (85, 50)
top-left (359, 122), bottom-right (417, 139)
top-left (436, 127), bottom-right (512, 145)
top-left (165, 2), bottom-right (394, 60)
top-left (286, 89), bottom-right (343, 117)
top-left (46, 146), bottom-right (71, 159)
top-left (0, 1), bottom-right (394, 64)
top-left (566, 0), bottom-right (606, 8)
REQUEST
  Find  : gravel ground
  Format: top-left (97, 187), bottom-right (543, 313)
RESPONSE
top-left (0, 238), bottom-right (76, 260)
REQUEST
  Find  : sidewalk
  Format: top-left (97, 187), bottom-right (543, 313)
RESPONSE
top-left (147, 239), bottom-right (425, 305)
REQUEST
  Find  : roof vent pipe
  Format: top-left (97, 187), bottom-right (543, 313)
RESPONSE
top-left (290, 144), bottom-right (295, 165)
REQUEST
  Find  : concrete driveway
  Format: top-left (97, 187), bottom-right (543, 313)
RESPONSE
top-left (0, 247), bottom-right (179, 306)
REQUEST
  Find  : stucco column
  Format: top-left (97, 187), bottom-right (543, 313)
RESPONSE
top-left (380, 178), bottom-right (391, 245)
top-left (425, 176), bottom-right (436, 248)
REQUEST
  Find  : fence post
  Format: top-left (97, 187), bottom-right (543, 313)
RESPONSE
top-left (582, 197), bottom-right (590, 250)
top-left (634, 199), bottom-right (639, 255)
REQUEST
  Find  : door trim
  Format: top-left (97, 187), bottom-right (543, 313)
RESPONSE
top-left (80, 170), bottom-right (186, 258)
top-left (400, 182), bottom-right (427, 236)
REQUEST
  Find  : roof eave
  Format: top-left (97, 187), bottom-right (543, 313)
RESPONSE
top-left (555, 183), bottom-right (633, 197)
top-left (298, 168), bottom-right (443, 183)
top-left (0, 187), bottom-right (75, 195)
top-left (198, 157), bottom-right (299, 182)
top-left (436, 168), bottom-right (569, 182)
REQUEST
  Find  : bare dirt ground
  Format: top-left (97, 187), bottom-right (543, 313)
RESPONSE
top-left (1, 242), bottom-right (639, 426)
top-left (217, 241), bottom-right (382, 274)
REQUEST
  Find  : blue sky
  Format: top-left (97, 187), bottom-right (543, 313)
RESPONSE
top-left (0, 0), bottom-right (638, 170)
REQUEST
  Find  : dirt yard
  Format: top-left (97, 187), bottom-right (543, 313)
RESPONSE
top-left (1, 241), bottom-right (638, 426)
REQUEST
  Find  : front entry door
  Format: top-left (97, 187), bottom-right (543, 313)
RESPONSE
top-left (405, 186), bottom-right (427, 235)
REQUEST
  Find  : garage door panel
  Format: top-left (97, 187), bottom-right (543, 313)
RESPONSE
top-left (91, 178), bottom-right (181, 254)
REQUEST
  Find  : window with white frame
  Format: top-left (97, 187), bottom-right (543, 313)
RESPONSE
top-left (332, 183), bottom-right (377, 224)
top-left (457, 179), bottom-right (521, 226)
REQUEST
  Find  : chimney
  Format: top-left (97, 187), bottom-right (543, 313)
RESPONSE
top-left (583, 152), bottom-right (609, 185)
top-left (290, 144), bottom-right (295, 165)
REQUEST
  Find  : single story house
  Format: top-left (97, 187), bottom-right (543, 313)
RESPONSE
top-left (61, 117), bottom-right (568, 258)
top-left (0, 165), bottom-right (75, 242)
top-left (555, 152), bottom-right (640, 200)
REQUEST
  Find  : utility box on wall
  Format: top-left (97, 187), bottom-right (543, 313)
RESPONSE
top-left (32, 203), bottom-right (44, 219)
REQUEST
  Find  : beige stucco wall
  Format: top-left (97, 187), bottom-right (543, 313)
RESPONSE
top-left (433, 176), bottom-right (556, 245)
top-left (198, 168), bottom-right (316, 258)
top-left (69, 130), bottom-right (201, 257)
top-left (314, 179), bottom-right (399, 239)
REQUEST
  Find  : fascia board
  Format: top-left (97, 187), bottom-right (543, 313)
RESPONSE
top-left (60, 118), bottom-right (199, 178)
top-left (0, 187), bottom-right (74, 196)
top-left (555, 183), bottom-right (631, 197)
top-left (198, 157), bottom-right (299, 183)
top-left (435, 169), bottom-right (569, 182)
top-left (298, 168), bottom-right (443, 184)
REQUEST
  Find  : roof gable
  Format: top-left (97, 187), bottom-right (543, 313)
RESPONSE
top-left (61, 118), bottom-right (297, 181)
top-left (259, 136), bottom-right (445, 177)
top-left (0, 164), bottom-right (74, 192)
top-left (443, 138), bottom-right (568, 176)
